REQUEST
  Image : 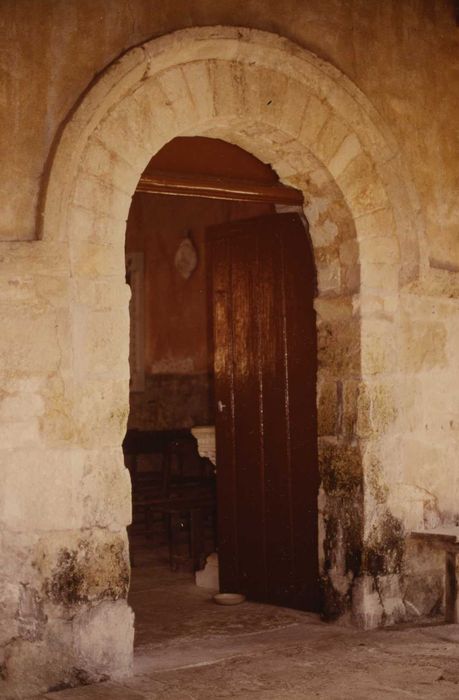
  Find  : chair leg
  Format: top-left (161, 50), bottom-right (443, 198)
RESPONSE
top-left (167, 512), bottom-right (174, 569)
top-left (445, 550), bottom-right (458, 623)
top-left (190, 508), bottom-right (205, 570)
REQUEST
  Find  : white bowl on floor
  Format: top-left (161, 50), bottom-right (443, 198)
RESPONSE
top-left (213, 593), bottom-right (246, 606)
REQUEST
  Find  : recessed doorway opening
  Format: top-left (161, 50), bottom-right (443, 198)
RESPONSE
top-left (123, 136), bottom-right (319, 647)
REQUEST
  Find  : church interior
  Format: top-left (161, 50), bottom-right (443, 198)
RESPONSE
top-left (0, 2), bottom-right (458, 698)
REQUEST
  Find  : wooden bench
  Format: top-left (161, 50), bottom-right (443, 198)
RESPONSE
top-left (411, 527), bottom-right (459, 623)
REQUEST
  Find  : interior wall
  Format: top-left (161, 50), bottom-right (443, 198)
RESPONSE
top-left (125, 193), bottom-right (273, 430)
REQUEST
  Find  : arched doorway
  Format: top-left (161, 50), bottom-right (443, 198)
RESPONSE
top-left (38, 25), bottom-right (422, 683)
top-left (125, 136), bottom-right (319, 615)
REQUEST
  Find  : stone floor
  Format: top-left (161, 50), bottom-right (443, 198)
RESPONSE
top-left (36, 543), bottom-right (459, 699)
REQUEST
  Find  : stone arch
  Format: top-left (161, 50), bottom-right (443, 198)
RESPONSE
top-left (41, 27), bottom-right (422, 282)
top-left (40, 26), bottom-right (422, 627)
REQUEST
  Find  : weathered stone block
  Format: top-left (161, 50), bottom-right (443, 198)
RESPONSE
top-left (302, 191), bottom-right (334, 227)
top-left (208, 60), bottom-right (247, 118)
top-left (81, 139), bottom-right (140, 200)
top-left (0, 622), bottom-right (73, 699)
top-left (98, 88), bottom-right (163, 162)
top-left (378, 574), bottom-right (406, 624)
top-left (80, 449), bottom-right (132, 529)
top-left (312, 218), bottom-right (340, 247)
top-left (359, 236), bottom-right (400, 264)
top-left (358, 293), bottom-right (398, 320)
top-left (182, 61), bottom-right (216, 124)
top-left (39, 377), bottom-right (78, 447)
top-left (73, 174), bottom-right (132, 222)
top-left (342, 380), bottom-right (359, 439)
top-left (314, 296), bottom-right (355, 323)
top-left (157, 66), bottom-right (200, 130)
top-left (317, 319), bottom-right (360, 377)
top-left (298, 95), bottom-right (331, 145)
top-left (339, 239), bottom-right (359, 266)
top-left (73, 600), bottom-right (134, 680)
top-left (73, 379), bottom-right (129, 448)
top-left (328, 133), bottom-right (363, 179)
top-left (0, 449), bottom-right (85, 531)
top-left (361, 319), bottom-right (397, 375)
top-left (0, 582), bottom-right (20, 646)
top-left (352, 574), bottom-right (384, 629)
top-left (0, 308), bottom-right (63, 377)
top-left (315, 114), bottom-right (350, 166)
top-left (67, 205), bottom-right (127, 245)
top-left (356, 382), bottom-right (397, 437)
top-left (337, 152), bottom-right (388, 217)
top-left (361, 262), bottom-right (399, 291)
top-left (353, 207), bottom-right (395, 240)
top-left (316, 257), bottom-right (341, 294)
top-left (95, 110), bottom-right (151, 176)
top-left (341, 263), bottom-right (360, 293)
top-left (0, 418), bottom-right (41, 451)
top-left (75, 278), bottom-right (131, 311)
top-left (362, 447), bottom-right (390, 506)
top-left (317, 380), bottom-right (339, 436)
top-left (399, 317), bottom-right (447, 372)
top-left (0, 392), bottom-right (44, 422)
top-left (72, 306), bottom-right (130, 381)
top-left (363, 507), bottom-right (405, 578)
top-left (399, 438), bottom-right (449, 505)
top-left (320, 442), bottom-right (362, 499)
top-left (279, 80), bottom-right (310, 139)
top-left (33, 529), bottom-right (130, 611)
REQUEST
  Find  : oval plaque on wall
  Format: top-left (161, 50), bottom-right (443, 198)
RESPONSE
top-left (174, 234), bottom-right (198, 279)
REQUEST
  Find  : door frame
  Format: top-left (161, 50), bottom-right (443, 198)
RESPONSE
top-left (38, 27), bottom-right (418, 645)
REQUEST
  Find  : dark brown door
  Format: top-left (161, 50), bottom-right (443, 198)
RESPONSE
top-left (208, 213), bottom-right (319, 612)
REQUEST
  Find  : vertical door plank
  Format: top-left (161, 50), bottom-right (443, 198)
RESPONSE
top-left (230, 228), bottom-right (267, 601)
top-left (256, 225), bottom-right (295, 606)
top-left (282, 216), bottom-right (320, 611)
top-left (210, 235), bottom-right (239, 592)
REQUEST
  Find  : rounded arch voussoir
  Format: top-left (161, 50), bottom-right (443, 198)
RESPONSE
top-left (42, 26), bottom-right (421, 289)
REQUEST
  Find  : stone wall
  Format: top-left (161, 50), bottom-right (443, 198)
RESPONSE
top-left (0, 6), bottom-right (457, 698)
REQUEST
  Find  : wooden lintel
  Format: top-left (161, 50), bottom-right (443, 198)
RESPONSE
top-left (136, 171), bottom-right (303, 206)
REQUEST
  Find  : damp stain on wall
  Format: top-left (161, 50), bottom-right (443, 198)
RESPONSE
top-left (42, 538), bottom-right (129, 608)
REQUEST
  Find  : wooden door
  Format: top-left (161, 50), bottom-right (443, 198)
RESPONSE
top-left (208, 213), bottom-right (320, 612)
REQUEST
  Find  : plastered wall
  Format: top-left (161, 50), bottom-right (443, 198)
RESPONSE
top-left (125, 192), bottom-right (272, 430)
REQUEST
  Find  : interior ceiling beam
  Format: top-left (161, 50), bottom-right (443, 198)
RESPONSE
top-left (136, 171), bottom-right (304, 206)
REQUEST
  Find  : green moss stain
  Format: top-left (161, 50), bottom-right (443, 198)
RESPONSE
top-left (363, 510), bottom-right (405, 577)
top-left (45, 537), bottom-right (129, 607)
top-left (319, 444), bottom-right (405, 622)
top-left (47, 668), bottom-right (105, 693)
top-left (319, 442), bottom-right (364, 619)
top-left (320, 574), bottom-right (350, 621)
top-left (366, 456), bottom-right (389, 504)
top-left (319, 443), bottom-right (362, 495)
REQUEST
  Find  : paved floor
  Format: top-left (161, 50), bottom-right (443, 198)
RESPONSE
top-left (36, 544), bottom-right (459, 699)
